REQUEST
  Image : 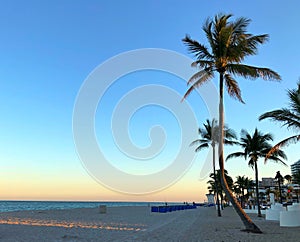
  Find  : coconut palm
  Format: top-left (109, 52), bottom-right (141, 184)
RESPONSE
top-left (275, 171), bottom-right (284, 203)
top-left (235, 176), bottom-right (254, 208)
top-left (259, 82), bottom-right (300, 157)
top-left (207, 169), bottom-right (233, 208)
top-left (182, 13), bottom-right (281, 233)
top-left (284, 174), bottom-right (293, 184)
top-left (226, 128), bottom-right (287, 216)
top-left (244, 177), bottom-right (254, 198)
top-left (235, 175), bottom-right (248, 208)
top-left (207, 173), bottom-right (224, 206)
top-left (191, 119), bottom-right (237, 216)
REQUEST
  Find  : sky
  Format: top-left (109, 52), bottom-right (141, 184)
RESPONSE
top-left (0, 0), bottom-right (299, 202)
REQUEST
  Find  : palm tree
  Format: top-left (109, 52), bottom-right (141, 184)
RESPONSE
top-left (244, 177), bottom-right (253, 199)
top-left (259, 82), bottom-right (300, 157)
top-left (207, 169), bottom-right (233, 208)
top-left (191, 119), bottom-right (237, 216)
top-left (275, 171), bottom-right (284, 203)
top-left (192, 119), bottom-right (220, 215)
top-left (207, 173), bottom-right (223, 206)
top-left (226, 128), bottom-right (287, 216)
top-left (284, 174), bottom-right (293, 184)
top-left (182, 13), bottom-right (281, 233)
top-left (235, 175), bottom-right (248, 208)
top-left (233, 184), bottom-right (242, 204)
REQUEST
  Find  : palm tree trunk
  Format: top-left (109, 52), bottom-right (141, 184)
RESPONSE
top-left (278, 178), bottom-right (283, 204)
top-left (254, 161), bottom-right (262, 217)
top-left (220, 193), bottom-right (224, 209)
top-left (241, 188), bottom-right (245, 209)
top-left (218, 73), bottom-right (262, 233)
top-left (213, 144), bottom-right (222, 217)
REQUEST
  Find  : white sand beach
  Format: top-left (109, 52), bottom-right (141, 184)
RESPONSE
top-left (0, 206), bottom-right (299, 242)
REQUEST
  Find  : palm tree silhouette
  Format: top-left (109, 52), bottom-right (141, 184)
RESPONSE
top-left (259, 82), bottom-right (300, 157)
top-left (275, 171), bottom-right (284, 204)
top-left (235, 175), bottom-right (248, 208)
top-left (207, 169), bottom-right (233, 209)
top-left (284, 174), bottom-right (292, 184)
top-left (226, 128), bottom-right (287, 216)
top-left (182, 13), bottom-right (281, 233)
top-left (191, 119), bottom-right (237, 216)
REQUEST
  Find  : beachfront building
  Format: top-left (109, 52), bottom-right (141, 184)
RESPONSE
top-left (256, 175), bottom-right (300, 203)
top-left (257, 177), bottom-right (283, 203)
top-left (259, 177), bottom-right (277, 188)
top-left (244, 175), bottom-right (299, 206)
top-left (291, 159), bottom-right (300, 181)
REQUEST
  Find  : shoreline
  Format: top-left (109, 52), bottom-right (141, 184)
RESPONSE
top-left (0, 200), bottom-right (176, 213)
top-left (0, 206), bottom-right (299, 241)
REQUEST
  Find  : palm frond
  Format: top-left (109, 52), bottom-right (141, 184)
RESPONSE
top-left (231, 16), bottom-right (251, 35)
top-left (265, 135), bottom-right (300, 160)
top-left (187, 68), bottom-right (214, 85)
top-left (218, 25), bottom-right (234, 57)
top-left (224, 73), bottom-right (244, 103)
top-left (260, 132), bottom-right (274, 142)
top-left (248, 158), bottom-right (255, 169)
top-left (226, 152), bottom-right (245, 161)
top-left (202, 19), bottom-right (215, 54)
top-left (182, 35), bottom-right (214, 60)
top-left (191, 60), bottom-right (214, 69)
top-left (182, 71), bottom-right (214, 100)
top-left (224, 125), bottom-right (237, 139)
top-left (214, 13), bottom-right (232, 34)
top-left (227, 64), bottom-right (281, 81)
top-left (265, 155), bottom-right (288, 166)
top-left (195, 144), bottom-right (210, 152)
top-left (224, 139), bottom-right (240, 146)
top-left (190, 139), bottom-right (209, 147)
top-left (235, 34), bottom-right (269, 58)
top-left (259, 109), bottom-right (300, 130)
top-left (287, 86), bottom-right (300, 115)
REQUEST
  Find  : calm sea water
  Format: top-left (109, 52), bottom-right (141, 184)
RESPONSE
top-left (0, 201), bottom-right (169, 212)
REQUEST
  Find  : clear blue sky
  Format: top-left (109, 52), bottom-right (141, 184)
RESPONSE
top-left (0, 0), bottom-right (299, 201)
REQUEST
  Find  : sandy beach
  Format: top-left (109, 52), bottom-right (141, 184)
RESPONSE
top-left (0, 206), bottom-right (299, 242)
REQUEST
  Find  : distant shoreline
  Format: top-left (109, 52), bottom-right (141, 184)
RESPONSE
top-left (0, 200), bottom-right (182, 213)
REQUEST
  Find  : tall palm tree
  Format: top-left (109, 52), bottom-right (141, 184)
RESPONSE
top-left (259, 82), bottom-right (300, 157)
top-left (191, 119), bottom-right (237, 216)
top-left (226, 128), bottom-right (287, 216)
top-left (182, 13), bottom-right (281, 233)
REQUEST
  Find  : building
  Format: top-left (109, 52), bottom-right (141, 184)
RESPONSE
top-left (291, 159), bottom-right (300, 182)
top-left (260, 177), bottom-right (278, 188)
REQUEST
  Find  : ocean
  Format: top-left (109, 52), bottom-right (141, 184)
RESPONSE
top-left (0, 201), bottom-right (169, 212)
